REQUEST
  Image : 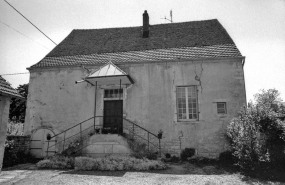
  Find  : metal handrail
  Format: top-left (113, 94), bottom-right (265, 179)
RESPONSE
top-left (123, 118), bottom-right (158, 138)
top-left (46, 115), bottom-right (161, 157)
top-left (71, 125), bottom-right (159, 156)
top-left (47, 124), bottom-right (100, 149)
top-left (122, 118), bottom-right (161, 156)
top-left (123, 125), bottom-right (159, 148)
top-left (50, 117), bottom-right (96, 139)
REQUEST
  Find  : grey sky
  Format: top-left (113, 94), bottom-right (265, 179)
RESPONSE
top-left (0, 0), bottom-right (284, 101)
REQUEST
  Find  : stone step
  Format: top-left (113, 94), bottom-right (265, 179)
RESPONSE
top-left (81, 134), bottom-right (132, 158)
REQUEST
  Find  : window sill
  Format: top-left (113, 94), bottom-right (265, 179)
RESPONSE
top-left (176, 120), bottom-right (199, 124)
top-left (217, 114), bottom-right (228, 118)
top-left (104, 98), bottom-right (124, 100)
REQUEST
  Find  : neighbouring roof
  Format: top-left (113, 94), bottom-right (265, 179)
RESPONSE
top-left (30, 19), bottom-right (243, 69)
top-left (0, 76), bottom-right (23, 99)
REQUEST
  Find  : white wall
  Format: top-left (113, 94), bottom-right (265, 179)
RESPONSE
top-left (25, 58), bottom-right (246, 157)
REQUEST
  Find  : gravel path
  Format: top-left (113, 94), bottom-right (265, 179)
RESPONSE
top-left (0, 163), bottom-right (280, 185)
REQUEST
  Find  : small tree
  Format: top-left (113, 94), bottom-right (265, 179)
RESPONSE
top-left (254, 89), bottom-right (284, 113)
top-left (227, 89), bottom-right (285, 170)
top-left (9, 83), bottom-right (28, 123)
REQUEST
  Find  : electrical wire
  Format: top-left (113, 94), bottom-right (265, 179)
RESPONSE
top-left (0, 72), bottom-right (29, 76)
top-left (0, 21), bottom-right (50, 50)
top-left (4, 0), bottom-right (57, 45)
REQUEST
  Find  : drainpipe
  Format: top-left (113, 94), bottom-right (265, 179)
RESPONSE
top-left (94, 81), bottom-right (97, 131)
top-left (242, 57), bottom-right (246, 68)
top-left (178, 131), bottom-right (183, 153)
top-left (119, 79), bottom-right (122, 135)
top-left (241, 57), bottom-right (247, 104)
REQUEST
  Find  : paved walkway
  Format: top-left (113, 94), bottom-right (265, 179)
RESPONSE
top-left (0, 163), bottom-right (275, 185)
top-left (0, 164), bottom-right (37, 184)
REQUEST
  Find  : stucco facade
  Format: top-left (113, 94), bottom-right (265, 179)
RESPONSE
top-left (0, 96), bottom-right (10, 171)
top-left (25, 16), bottom-right (246, 157)
top-left (25, 57), bottom-right (246, 157)
top-left (0, 76), bottom-right (23, 171)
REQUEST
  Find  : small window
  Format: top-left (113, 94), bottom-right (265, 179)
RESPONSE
top-left (104, 89), bottom-right (123, 98)
top-left (176, 86), bottom-right (198, 121)
top-left (217, 102), bottom-right (227, 114)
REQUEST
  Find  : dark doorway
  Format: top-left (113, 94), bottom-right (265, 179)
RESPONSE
top-left (103, 100), bottom-right (123, 134)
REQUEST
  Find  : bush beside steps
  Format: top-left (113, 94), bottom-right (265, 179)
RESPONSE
top-left (36, 155), bottom-right (167, 171)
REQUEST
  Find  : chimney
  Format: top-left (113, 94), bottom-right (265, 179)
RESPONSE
top-left (143, 10), bottom-right (149, 38)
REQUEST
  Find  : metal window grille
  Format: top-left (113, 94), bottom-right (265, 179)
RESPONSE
top-left (217, 102), bottom-right (227, 114)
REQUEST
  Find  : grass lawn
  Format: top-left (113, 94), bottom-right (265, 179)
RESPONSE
top-left (1, 162), bottom-right (284, 185)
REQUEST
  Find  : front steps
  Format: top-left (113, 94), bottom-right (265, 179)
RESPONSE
top-left (81, 134), bottom-right (132, 158)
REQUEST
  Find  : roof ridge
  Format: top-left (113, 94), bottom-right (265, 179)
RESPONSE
top-left (72, 19), bottom-right (219, 31)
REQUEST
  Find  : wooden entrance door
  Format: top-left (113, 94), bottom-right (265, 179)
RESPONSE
top-left (104, 100), bottom-right (123, 134)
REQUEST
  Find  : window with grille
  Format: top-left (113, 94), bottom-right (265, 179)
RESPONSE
top-left (217, 102), bottom-right (227, 114)
top-left (104, 89), bottom-right (123, 98)
top-left (176, 86), bottom-right (198, 121)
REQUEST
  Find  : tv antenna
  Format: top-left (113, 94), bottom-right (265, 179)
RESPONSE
top-left (161, 10), bottom-right (173, 23)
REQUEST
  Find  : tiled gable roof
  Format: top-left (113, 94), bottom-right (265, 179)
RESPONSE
top-left (0, 76), bottom-right (23, 98)
top-left (31, 44), bottom-right (242, 68)
top-left (30, 19), bottom-right (243, 69)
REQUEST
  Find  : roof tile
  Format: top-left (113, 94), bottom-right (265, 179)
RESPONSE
top-left (31, 44), bottom-right (242, 68)
top-left (46, 19), bottom-right (237, 57)
top-left (30, 19), bottom-right (243, 69)
top-left (0, 76), bottom-right (23, 98)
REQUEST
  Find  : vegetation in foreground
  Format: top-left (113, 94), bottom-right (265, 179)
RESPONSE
top-left (36, 155), bottom-right (167, 171)
top-left (227, 89), bottom-right (285, 171)
top-left (3, 139), bottom-right (38, 168)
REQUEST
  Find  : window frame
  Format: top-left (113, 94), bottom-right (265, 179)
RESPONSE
top-left (104, 88), bottom-right (123, 99)
top-left (217, 102), bottom-right (227, 114)
top-left (176, 85), bottom-right (199, 121)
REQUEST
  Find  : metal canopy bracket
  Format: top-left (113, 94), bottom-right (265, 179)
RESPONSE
top-left (75, 62), bottom-right (134, 130)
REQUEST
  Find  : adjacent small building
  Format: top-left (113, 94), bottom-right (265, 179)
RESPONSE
top-left (0, 76), bottom-right (23, 171)
top-left (25, 11), bottom-right (246, 158)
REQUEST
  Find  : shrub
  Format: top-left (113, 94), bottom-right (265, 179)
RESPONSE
top-left (227, 89), bottom-right (285, 170)
top-left (3, 139), bottom-right (37, 168)
top-left (165, 153), bottom-right (171, 158)
top-left (188, 156), bottom-right (218, 166)
top-left (36, 154), bottom-right (74, 169)
top-left (219, 151), bottom-right (235, 165)
top-left (130, 142), bottom-right (158, 160)
top-left (7, 122), bottom-right (24, 136)
top-left (74, 156), bottom-right (167, 171)
top-left (227, 105), bottom-right (285, 170)
top-left (60, 139), bottom-right (82, 156)
top-left (180, 148), bottom-right (195, 161)
top-left (169, 155), bottom-right (179, 163)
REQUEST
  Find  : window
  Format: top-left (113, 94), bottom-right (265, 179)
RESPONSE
top-left (217, 102), bottom-right (227, 114)
top-left (177, 86), bottom-right (198, 121)
top-left (104, 89), bottom-right (123, 98)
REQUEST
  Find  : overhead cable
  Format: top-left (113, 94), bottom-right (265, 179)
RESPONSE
top-left (4, 0), bottom-right (57, 45)
top-left (0, 72), bottom-right (29, 76)
top-left (0, 21), bottom-right (50, 50)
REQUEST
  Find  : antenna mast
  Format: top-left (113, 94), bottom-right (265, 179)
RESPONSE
top-left (170, 10), bottom-right (173, 23)
top-left (161, 10), bottom-right (173, 23)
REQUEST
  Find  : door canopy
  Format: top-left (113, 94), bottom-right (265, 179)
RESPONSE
top-left (84, 62), bottom-right (134, 86)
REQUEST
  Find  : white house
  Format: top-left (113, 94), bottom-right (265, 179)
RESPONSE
top-left (25, 11), bottom-right (246, 158)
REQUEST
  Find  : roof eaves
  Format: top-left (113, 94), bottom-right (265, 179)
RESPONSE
top-left (0, 91), bottom-right (24, 99)
top-left (28, 55), bottom-right (245, 71)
